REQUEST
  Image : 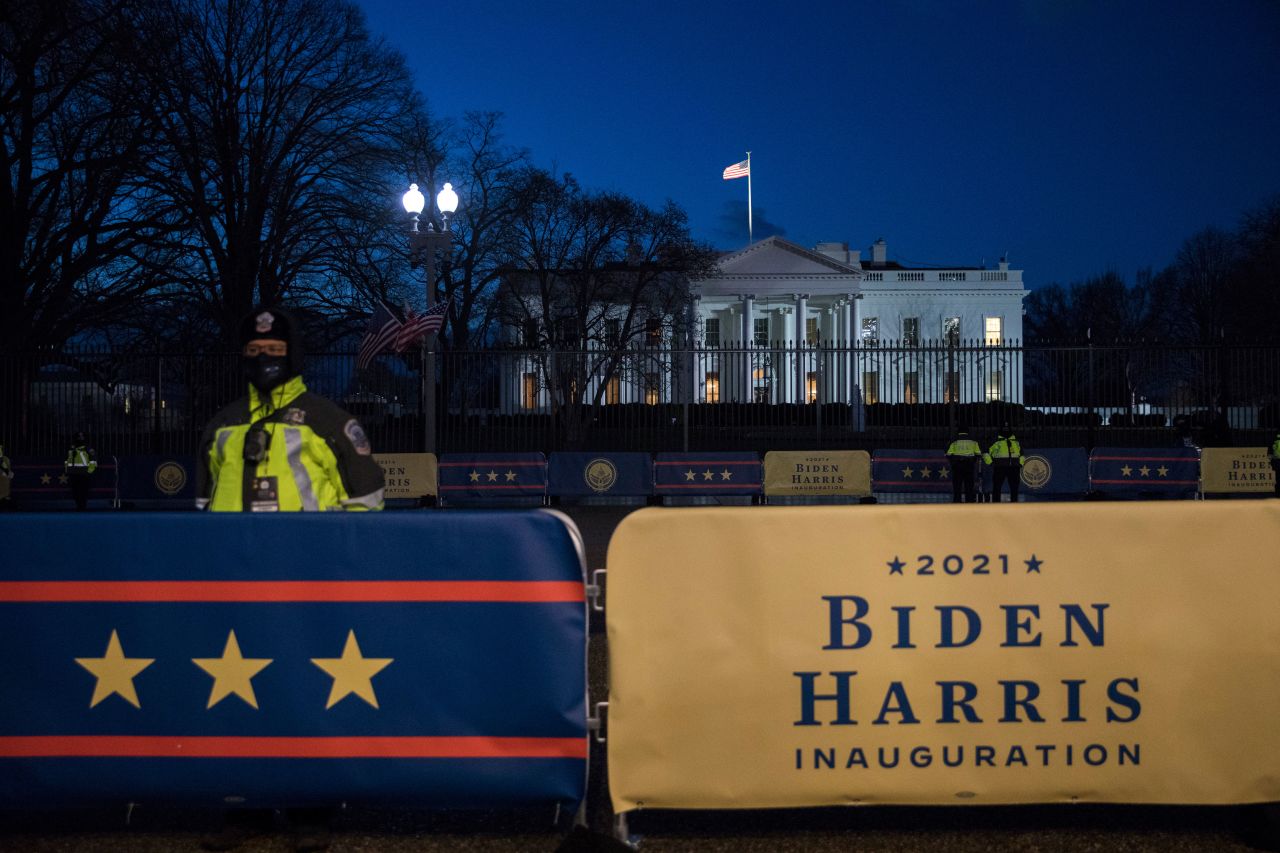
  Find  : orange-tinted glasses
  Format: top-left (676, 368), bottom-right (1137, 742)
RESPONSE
top-left (243, 341), bottom-right (288, 357)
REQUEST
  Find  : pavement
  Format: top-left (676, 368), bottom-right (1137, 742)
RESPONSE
top-left (0, 504), bottom-right (1276, 852)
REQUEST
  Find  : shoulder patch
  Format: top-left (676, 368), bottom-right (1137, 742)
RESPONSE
top-left (344, 419), bottom-right (372, 455)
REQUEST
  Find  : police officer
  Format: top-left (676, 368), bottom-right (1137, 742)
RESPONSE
top-left (945, 427), bottom-right (983, 503)
top-left (196, 305), bottom-right (385, 513)
top-left (1269, 429), bottom-right (1280, 498)
top-left (0, 442), bottom-right (12, 509)
top-left (64, 432), bottom-right (98, 511)
top-left (984, 422), bottom-right (1025, 502)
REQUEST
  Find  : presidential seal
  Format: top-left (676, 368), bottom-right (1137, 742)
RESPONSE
top-left (584, 458), bottom-right (617, 493)
top-left (1020, 455), bottom-right (1052, 490)
top-left (154, 461), bottom-right (188, 495)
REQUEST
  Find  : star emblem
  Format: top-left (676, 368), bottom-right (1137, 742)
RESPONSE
top-left (59, 474), bottom-right (68, 484)
top-left (720, 469), bottom-right (732, 480)
top-left (902, 466), bottom-right (914, 478)
top-left (486, 470), bottom-right (498, 482)
top-left (1138, 466), bottom-right (1151, 477)
top-left (1157, 465), bottom-right (1169, 477)
top-left (468, 470), bottom-right (480, 482)
top-left (702, 469), bottom-right (714, 481)
top-left (684, 470), bottom-right (695, 481)
top-left (920, 466), bottom-right (932, 478)
top-left (311, 630), bottom-right (393, 710)
top-left (887, 557), bottom-right (905, 575)
top-left (192, 631), bottom-right (273, 710)
top-left (75, 630), bottom-right (154, 709)
top-left (1025, 554), bottom-right (1043, 574)
top-left (1120, 465), bottom-right (1133, 477)
top-left (40, 474), bottom-right (51, 485)
top-left (940, 466), bottom-right (949, 478)
top-left (505, 470), bottom-right (517, 482)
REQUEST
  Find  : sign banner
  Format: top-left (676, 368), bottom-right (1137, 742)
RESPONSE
top-left (0, 511), bottom-right (587, 809)
top-left (374, 453), bottom-right (437, 499)
top-left (607, 503), bottom-right (1280, 811)
top-left (9, 457), bottom-right (116, 504)
top-left (437, 453), bottom-right (547, 505)
top-left (548, 452), bottom-right (653, 498)
top-left (654, 453), bottom-right (761, 496)
top-left (764, 451), bottom-right (871, 497)
top-left (1200, 447), bottom-right (1275, 495)
top-left (1089, 448), bottom-right (1199, 497)
top-left (118, 456), bottom-right (197, 501)
top-left (870, 450), bottom-right (950, 493)
top-left (980, 448), bottom-right (1089, 497)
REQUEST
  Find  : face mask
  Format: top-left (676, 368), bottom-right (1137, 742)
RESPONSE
top-left (242, 354), bottom-right (290, 393)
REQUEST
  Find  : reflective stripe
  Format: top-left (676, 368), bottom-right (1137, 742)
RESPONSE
top-left (215, 430), bottom-right (233, 459)
top-left (195, 498), bottom-right (210, 510)
top-left (342, 488), bottom-right (385, 510)
top-left (283, 428), bottom-right (319, 511)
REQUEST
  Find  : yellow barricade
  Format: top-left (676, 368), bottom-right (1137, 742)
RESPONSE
top-left (1201, 447), bottom-right (1275, 494)
top-left (607, 502), bottom-right (1280, 811)
top-left (763, 450), bottom-right (871, 498)
top-left (374, 452), bottom-right (437, 498)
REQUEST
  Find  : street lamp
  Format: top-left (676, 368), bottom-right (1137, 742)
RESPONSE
top-left (403, 181), bottom-right (458, 454)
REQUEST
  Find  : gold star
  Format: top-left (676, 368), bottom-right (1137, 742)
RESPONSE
top-left (311, 630), bottom-right (393, 710)
top-left (58, 474), bottom-right (68, 484)
top-left (1139, 465), bottom-right (1151, 477)
top-left (75, 630), bottom-right (154, 709)
top-left (684, 470), bottom-right (695, 481)
top-left (1157, 465), bottom-right (1169, 477)
top-left (505, 470), bottom-right (517, 482)
top-left (40, 474), bottom-right (51, 485)
top-left (468, 470), bottom-right (480, 482)
top-left (486, 470), bottom-right (498, 482)
top-left (720, 469), bottom-right (732, 480)
top-left (193, 631), bottom-right (273, 710)
top-left (902, 466), bottom-right (914, 478)
top-left (1120, 465), bottom-right (1133, 477)
top-left (920, 466), bottom-right (932, 478)
top-left (940, 466), bottom-right (949, 478)
top-left (702, 469), bottom-right (714, 480)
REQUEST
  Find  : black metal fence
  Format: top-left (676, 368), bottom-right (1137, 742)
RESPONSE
top-left (3, 340), bottom-right (1278, 458)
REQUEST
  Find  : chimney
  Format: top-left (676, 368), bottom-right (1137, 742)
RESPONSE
top-left (814, 242), bottom-right (851, 264)
top-left (998, 255), bottom-right (1009, 272)
top-left (871, 238), bottom-right (887, 266)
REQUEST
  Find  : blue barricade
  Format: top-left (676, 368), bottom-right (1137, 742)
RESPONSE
top-left (0, 512), bottom-right (587, 810)
top-left (1089, 447), bottom-right (1200, 498)
top-left (870, 449), bottom-right (951, 493)
top-left (9, 456), bottom-right (117, 505)
top-left (117, 455), bottom-right (198, 502)
top-left (437, 453), bottom-right (547, 506)
top-left (548, 452), bottom-right (653, 498)
top-left (980, 447), bottom-right (1090, 497)
top-left (653, 452), bottom-right (761, 497)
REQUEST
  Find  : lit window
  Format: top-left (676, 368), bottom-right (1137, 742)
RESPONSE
top-left (904, 372), bottom-right (919, 404)
top-left (646, 318), bottom-right (662, 347)
top-left (522, 372), bottom-right (538, 409)
top-left (704, 318), bottom-right (720, 348)
top-left (806, 372), bottom-right (818, 403)
top-left (705, 371), bottom-right (720, 403)
top-left (902, 317), bottom-right (920, 347)
top-left (985, 316), bottom-right (1003, 345)
top-left (944, 317), bottom-right (960, 346)
top-left (985, 370), bottom-right (1003, 401)
top-left (862, 372), bottom-right (879, 404)
top-left (753, 317), bottom-right (769, 346)
top-left (644, 373), bottom-right (660, 405)
top-left (944, 371), bottom-right (960, 403)
top-left (605, 376), bottom-right (620, 405)
top-left (806, 317), bottom-right (819, 344)
top-left (861, 317), bottom-right (879, 345)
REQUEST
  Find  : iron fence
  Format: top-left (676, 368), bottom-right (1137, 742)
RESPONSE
top-left (2, 340), bottom-right (1278, 458)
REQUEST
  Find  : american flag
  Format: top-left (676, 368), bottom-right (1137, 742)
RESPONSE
top-left (395, 298), bottom-right (450, 352)
top-left (356, 302), bottom-right (402, 370)
top-left (722, 159), bottom-right (750, 180)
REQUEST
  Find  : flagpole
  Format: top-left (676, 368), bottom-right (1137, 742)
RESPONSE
top-left (746, 151), bottom-right (753, 244)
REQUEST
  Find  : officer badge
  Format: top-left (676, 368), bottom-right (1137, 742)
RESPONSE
top-left (255, 311), bottom-right (274, 333)
top-left (344, 419), bottom-right (372, 455)
top-left (283, 407), bottom-right (306, 425)
top-left (584, 458), bottom-right (617, 493)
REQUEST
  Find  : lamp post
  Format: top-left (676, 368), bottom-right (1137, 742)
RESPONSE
top-left (402, 181), bottom-right (458, 454)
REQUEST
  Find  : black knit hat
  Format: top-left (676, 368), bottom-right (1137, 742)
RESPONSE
top-left (238, 306), bottom-right (304, 375)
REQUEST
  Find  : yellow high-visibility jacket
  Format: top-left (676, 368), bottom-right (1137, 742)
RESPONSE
top-left (946, 438), bottom-right (983, 458)
top-left (64, 445), bottom-right (97, 474)
top-left (984, 436), bottom-right (1025, 467)
top-left (197, 376), bottom-right (384, 512)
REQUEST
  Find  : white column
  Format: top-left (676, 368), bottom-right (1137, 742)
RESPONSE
top-left (740, 294), bottom-right (754, 403)
top-left (794, 294), bottom-right (808, 404)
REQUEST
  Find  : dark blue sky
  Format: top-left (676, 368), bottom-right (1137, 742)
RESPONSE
top-left (356, 0), bottom-right (1280, 289)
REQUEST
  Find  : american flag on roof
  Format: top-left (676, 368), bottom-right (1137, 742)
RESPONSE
top-left (395, 298), bottom-right (450, 352)
top-left (356, 301), bottom-right (402, 370)
top-left (722, 159), bottom-right (750, 180)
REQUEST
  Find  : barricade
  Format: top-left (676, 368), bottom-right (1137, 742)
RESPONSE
top-left (549, 452), bottom-right (653, 500)
top-left (437, 452), bottom-right (547, 506)
top-left (870, 449), bottom-right (951, 500)
top-left (606, 502), bottom-right (1280, 817)
top-left (980, 448), bottom-right (1089, 500)
top-left (0, 511), bottom-right (588, 812)
top-left (1089, 447), bottom-right (1199, 498)
top-left (117, 455), bottom-right (197, 504)
top-left (763, 451), bottom-right (871, 503)
top-left (653, 452), bottom-right (761, 502)
top-left (374, 452), bottom-right (437, 501)
top-left (9, 456), bottom-right (117, 507)
top-left (1200, 447), bottom-right (1275, 496)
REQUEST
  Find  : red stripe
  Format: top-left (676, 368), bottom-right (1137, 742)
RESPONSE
top-left (876, 458), bottom-right (946, 464)
top-left (437, 485), bottom-right (542, 491)
top-left (0, 736), bottom-right (586, 759)
top-left (654, 460), bottom-right (757, 466)
top-left (1091, 479), bottom-right (1198, 486)
top-left (438, 461), bottom-right (544, 468)
top-left (874, 481), bottom-right (949, 488)
top-left (0, 581), bottom-right (583, 603)
top-left (1092, 456), bottom-right (1195, 462)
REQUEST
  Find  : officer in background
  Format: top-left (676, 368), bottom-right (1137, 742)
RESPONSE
top-left (64, 432), bottom-right (98, 511)
top-left (197, 305), bottom-right (385, 513)
top-left (945, 427), bottom-right (983, 503)
top-left (0, 442), bottom-right (12, 509)
top-left (984, 422), bottom-right (1025, 502)
top-left (197, 305), bottom-right (381, 853)
top-left (1268, 429), bottom-right (1280, 498)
